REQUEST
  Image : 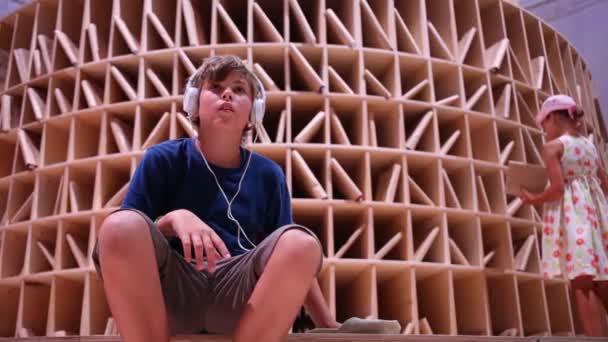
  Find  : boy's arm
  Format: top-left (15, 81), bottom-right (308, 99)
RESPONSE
top-left (304, 279), bottom-right (340, 328)
top-left (155, 213), bottom-right (175, 237)
top-left (271, 171), bottom-right (338, 327)
top-left (157, 209), bottom-right (230, 272)
top-left (123, 147), bottom-right (168, 219)
top-left (124, 147), bottom-right (227, 270)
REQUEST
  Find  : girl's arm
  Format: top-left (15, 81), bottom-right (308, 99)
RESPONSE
top-left (520, 140), bottom-right (564, 205)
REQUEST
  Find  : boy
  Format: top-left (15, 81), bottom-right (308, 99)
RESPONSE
top-left (93, 55), bottom-right (339, 342)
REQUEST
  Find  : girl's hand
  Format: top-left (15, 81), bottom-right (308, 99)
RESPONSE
top-left (520, 187), bottom-right (536, 204)
top-left (159, 209), bottom-right (231, 273)
top-left (520, 140), bottom-right (565, 205)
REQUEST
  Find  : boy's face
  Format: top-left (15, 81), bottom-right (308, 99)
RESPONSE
top-left (197, 71), bottom-right (253, 135)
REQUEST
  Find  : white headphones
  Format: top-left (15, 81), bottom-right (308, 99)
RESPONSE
top-left (183, 71), bottom-right (266, 128)
top-left (183, 69), bottom-right (267, 252)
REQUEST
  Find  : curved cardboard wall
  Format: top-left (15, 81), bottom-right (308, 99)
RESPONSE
top-left (0, 0), bottom-right (606, 338)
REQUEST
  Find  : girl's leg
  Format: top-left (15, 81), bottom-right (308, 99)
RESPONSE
top-left (595, 281), bottom-right (608, 312)
top-left (593, 281), bottom-right (608, 335)
top-left (589, 289), bottom-right (608, 336)
top-left (572, 275), bottom-right (603, 336)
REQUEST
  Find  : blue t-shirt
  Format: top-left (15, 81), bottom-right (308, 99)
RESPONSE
top-left (121, 138), bottom-right (293, 256)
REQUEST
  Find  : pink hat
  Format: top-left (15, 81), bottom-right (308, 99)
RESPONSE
top-left (536, 94), bottom-right (577, 126)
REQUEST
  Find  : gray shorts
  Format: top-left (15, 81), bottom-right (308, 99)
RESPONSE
top-left (92, 208), bottom-right (322, 335)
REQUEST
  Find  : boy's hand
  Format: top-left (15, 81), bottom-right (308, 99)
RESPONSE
top-left (164, 209), bottom-right (231, 272)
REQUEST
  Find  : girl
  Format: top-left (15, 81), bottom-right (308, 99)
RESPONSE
top-left (521, 94), bottom-right (608, 336)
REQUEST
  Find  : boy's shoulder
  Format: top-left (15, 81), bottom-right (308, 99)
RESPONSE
top-left (144, 138), bottom-right (286, 181)
top-left (145, 138), bottom-right (192, 160)
top-left (248, 150), bottom-right (286, 180)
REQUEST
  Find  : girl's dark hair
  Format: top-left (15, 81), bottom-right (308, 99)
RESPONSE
top-left (551, 106), bottom-right (585, 130)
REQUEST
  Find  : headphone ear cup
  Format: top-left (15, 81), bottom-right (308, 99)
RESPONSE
top-left (183, 86), bottom-right (199, 118)
top-left (252, 98), bottom-right (265, 125)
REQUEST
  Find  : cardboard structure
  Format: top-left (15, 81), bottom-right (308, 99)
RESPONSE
top-left (505, 161), bottom-right (547, 196)
top-left (0, 0), bottom-right (607, 338)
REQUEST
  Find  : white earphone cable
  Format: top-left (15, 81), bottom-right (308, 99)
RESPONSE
top-left (197, 127), bottom-right (260, 252)
top-left (186, 72), bottom-right (266, 252)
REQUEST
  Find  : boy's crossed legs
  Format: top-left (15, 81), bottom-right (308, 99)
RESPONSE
top-left (95, 209), bottom-right (323, 342)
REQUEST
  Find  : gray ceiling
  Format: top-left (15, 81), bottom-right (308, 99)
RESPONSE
top-left (0, 0), bottom-right (31, 19)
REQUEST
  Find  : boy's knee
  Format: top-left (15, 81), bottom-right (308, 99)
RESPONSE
top-left (98, 211), bottom-right (150, 256)
top-left (275, 229), bottom-right (322, 268)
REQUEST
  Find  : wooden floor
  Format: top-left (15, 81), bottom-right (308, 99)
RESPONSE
top-left (1, 335), bottom-right (608, 342)
top-left (175, 335), bottom-right (606, 342)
